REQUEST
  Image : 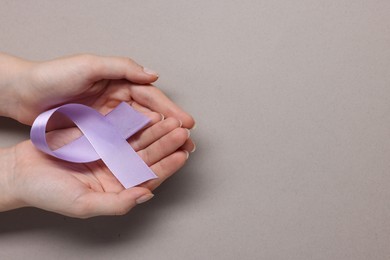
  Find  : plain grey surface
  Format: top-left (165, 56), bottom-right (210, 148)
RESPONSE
top-left (0, 1), bottom-right (390, 259)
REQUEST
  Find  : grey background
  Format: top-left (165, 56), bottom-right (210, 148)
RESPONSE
top-left (0, 1), bottom-right (390, 259)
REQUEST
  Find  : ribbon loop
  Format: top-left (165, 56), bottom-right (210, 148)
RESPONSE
top-left (31, 102), bottom-right (157, 188)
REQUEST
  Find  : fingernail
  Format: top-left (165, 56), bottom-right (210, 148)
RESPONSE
top-left (179, 120), bottom-right (183, 127)
top-left (191, 122), bottom-right (197, 130)
top-left (160, 113), bottom-right (165, 121)
top-left (184, 150), bottom-right (190, 159)
top-left (191, 143), bottom-right (196, 153)
top-left (186, 129), bottom-right (191, 138)
top-left (136, 193), bottom-right (154, 204)
top-left (143, 67), bottom-right (159, 77)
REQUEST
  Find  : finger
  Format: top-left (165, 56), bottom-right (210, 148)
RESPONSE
top-left (180, 138), bottom-right (196, 153)
top-left (138, 128), bottom-right (190, 166)
top-left (129, 101), bottom-right (152, 113)
top-left (72, 187), bottom-right (153, 218)
top-left (130, 85), bottom-right (195, 129)
top-left (140, 111), bottom-right (163, 127)
top-left (80, 54), bottom-right (159, 84)
top-left (141, 150), bottom-right (189, 190)
top-left (129, 117), bottom-right (182, 151)
top-left (128, 101), bottom-right (164, 126)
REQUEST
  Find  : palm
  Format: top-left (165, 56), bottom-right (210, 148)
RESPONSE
top-left (12, 133), bottom-right (134, 217)
top-left (13, 139), bottom-right (104, 215)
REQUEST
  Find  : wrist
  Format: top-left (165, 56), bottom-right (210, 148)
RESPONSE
top-left (0, 146), bottom-right (25, 211)
top-left (0, 53), bottom-right (33, 121)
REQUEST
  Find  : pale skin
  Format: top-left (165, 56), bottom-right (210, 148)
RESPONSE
top-left (0, 53), bottom-right (196, 218)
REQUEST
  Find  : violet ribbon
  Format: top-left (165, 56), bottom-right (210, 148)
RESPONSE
top-left (30, 102), bottom-right (157, 188)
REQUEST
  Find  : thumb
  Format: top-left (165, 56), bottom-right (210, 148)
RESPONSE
top-left (78, 54), bottom-right (159, 84)
top-left (73, 187), bottom-right (154, 218)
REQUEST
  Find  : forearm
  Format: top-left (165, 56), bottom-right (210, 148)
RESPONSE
top-left (0, 52), bottom-right (33, 119)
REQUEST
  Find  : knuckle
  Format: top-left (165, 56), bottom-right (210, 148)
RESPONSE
top-left (123, 57), bottom-right (140, 69)
top-left (169, 152), bottom-right (186, 166)
top-left (172, 128), bottom-right (189, 142)
top-left (164, 117), bottom-right (181, 129)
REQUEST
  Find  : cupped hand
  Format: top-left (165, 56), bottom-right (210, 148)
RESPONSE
top-left (3, 116), bottom-right (189, 218)
top-left (13, 54), bottom-right (195, 129)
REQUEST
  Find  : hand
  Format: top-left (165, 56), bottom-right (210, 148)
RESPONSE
top-left (0, 116), bottom-right (190, 218)
top-left (0, 53), bottom-right (195, 129)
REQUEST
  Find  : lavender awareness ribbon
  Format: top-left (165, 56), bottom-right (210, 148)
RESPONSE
top-left (30, 102), bottom-right (157, 188)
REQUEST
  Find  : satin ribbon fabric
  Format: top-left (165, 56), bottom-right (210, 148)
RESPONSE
top-left (30, 102), bottom-right (157, 188)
